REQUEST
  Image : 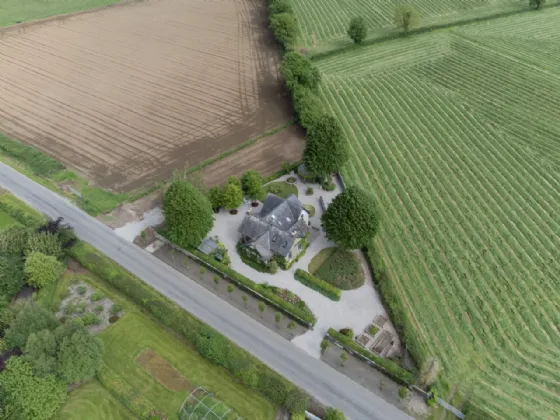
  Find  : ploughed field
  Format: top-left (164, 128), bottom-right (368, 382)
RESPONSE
top-left (315, 10), bottom-right (560, 420)
top-left (0, 0), bottom-right (296, 191)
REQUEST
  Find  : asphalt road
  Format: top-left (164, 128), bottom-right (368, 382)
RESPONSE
top-left (0, 163), bottom-right (412, 420)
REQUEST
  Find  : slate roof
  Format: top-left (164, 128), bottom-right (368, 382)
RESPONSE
top-left (238, 194), bottom-right (309, 259)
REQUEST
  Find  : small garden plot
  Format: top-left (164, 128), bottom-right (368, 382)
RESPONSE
top-left (309, 247), bottom-right (364, 290)
top-left (56, 276), bottom-right (123, 333)
top-left (259, 181), bottom-right (298, 200)
top-left (136, 349), bottom-right (192, 392)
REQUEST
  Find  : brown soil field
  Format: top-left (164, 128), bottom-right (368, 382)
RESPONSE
top-left (199, 124), bottom-right (305, 186)
top-left (0, 0), bottom-right (296, 191)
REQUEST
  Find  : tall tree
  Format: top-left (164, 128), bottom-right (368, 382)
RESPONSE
top-left (163, 180), bottom-right (214, 248)
top-left (221, 182), bottom-right (244, 210)
top-left (25, 232), bottom-right (64, 259)
top-left (241, 170), bottom-right (263, 199)
top-left (24, 252), bottom-right (64, 289)
top-left (270, 13), bottom-right (298, 49)
top-left (4, 302), bottom-right (59, 349)
top-left (321, 186), bottom-right (379, 250)
top-left (394, 5), bottom-right (419, 34)
top-left (0, 357), bottom-right (67, 420)
top-left (24, 329), bottom-right (58, 376)
top-left (347, 17), bottom-right (368, 44)
top-left (56, 323), bottom-right (103, 384)
top-left (280, 52), bottom-right (321, 91)
top-left (303, 115), bottom-right (348, 178)
top-left (208, 186), bottom-right (223, 210)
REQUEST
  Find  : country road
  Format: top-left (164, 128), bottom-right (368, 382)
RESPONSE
top-left (0, 163), bottom-right (412, 420)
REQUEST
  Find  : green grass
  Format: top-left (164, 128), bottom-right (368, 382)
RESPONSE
top-left (303, 204), bottom-right (315, 217)
top-left (35, 271), bottom-right (74, 312)
top-left (308, 247), bottom-right (337, 274)
top-left (0, 209), bottom-right (17, 230)
top-left (260, 181), bottom-right (299, 200)
top-left (314, 10), bottom-right (560, 419)
top-left (0, 0), bottom-right (121, 27)
top-left (313, 248), bottom-right (364, 290)
top-left (54, 380), bottom-right (135, 420)
top-left (99, 312), bottom-right (276, 420)
top-left (288, 0), bottom-right (534, 51)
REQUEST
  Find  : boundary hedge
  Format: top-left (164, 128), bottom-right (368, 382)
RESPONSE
top-left (327, 328), bottom-right (416, 385)
top-left (70, 241), bottom-right (309, 412)
top-left (294, 269), bottom-right (340, 301)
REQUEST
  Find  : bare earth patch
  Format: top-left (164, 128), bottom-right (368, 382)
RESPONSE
top-left (136, 348), bottom-right (192, 392)
top-left (0, 0), bottom-right (293, 191)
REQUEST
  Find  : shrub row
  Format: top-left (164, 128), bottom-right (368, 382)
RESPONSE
top-left (294, 269), bottom-right (341, 301)
top-left (0, 198), bottom-right (44, 227)
top-left (97, 362), bottom-right (156, 418)
top-left (71, 242), bottom-right (311, 412)
top-left (327, 328), bottom-right (416, 385)
top-left (268, 0), bottom-right (297, 50)
top-left (188, 247), bottom-right (316, 326)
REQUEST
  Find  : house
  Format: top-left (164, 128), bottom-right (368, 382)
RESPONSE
top-left (238, 194), bottom-right (310, 262)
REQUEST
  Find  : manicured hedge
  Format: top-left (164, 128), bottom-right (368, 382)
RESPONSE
top-left (294, 269), bottom-right (341, 301)
top-left (327, 328), bottom-right (416, 385)
top-left (188, 247), bottom-right (316, 326)
top-left (71, 242), bottom-right (307, 412)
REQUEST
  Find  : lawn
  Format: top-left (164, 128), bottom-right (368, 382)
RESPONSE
top-left (54, 380), bottom-right (135, 420)
top-left (0, 0), bottom-right (121, 27)
top-left (310, 247), bottom-right (364, 290)
top-left (313, 9), bottom-right (560, 419)
top-left (99, 313), bottom-right (276, 420)
top-left (260, 181), bottom-right (299, 200)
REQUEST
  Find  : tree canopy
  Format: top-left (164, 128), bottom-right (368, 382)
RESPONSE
top-left (163, 180), bottom-right (214, 248)
top-left (303, 115), bottom-right (348, 178)
top-left (25, 232), bottom-right (64, 259)
top-left (269, 0), bottom-right (293, 16)
top-left (0, 357), bottom-right (67, 420)
top-left (4, 302), bottom-right (59, 349)
top-left (530, 0), bottom-right (545, 9)
top-left (292, 84), bottom-right (325, 130)
top-left (0, 252), bottom-right (25, 299)
top-left (24, 252), bottom-right (64, 289)
top-left (347, 17), bottom-right (368, 44)
top-left (269, 13), bottom-right (298, 49)
top-left (394, 4), bottom-right (419, 33)
top-left (241, 170), bottom-right (263, 199)
top-left (280, 52), bottom-right (321, 92)
top-left (208, 186), bottom-right (223, 210)
top-left (221, 182), bottom-right (244, 210)
top-left (321, 186), bottom-right (379, 250)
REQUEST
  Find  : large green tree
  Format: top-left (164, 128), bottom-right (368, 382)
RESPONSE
top-left (24, 252), bottom-right (64, 289)
top-left (56, 323), bottom-right (103, 384)
top-left (24, 329), bottom-right (58, 376)
top-left (0, 357), bottom-right (67, 420)
top-left (221, 182), bottom-right (244, 210)
top-left (163, 180), bottom-right (214, 248)
top-left (347, 17), bottom-right (368, 44)
top-left (269, 13), bottom-right (297, 49)
top-left (269, 0), bottom-right (293, 16)
top-left (280, 52), bottom-right (321, 91)
top-left (303, 115), bottom-right (348, 178)
top-left (25, 232), bottom-right (64, 259)
top-left (0, 226), bottom-right (30, 255)
top-left (292, 84), bottom-right (325, 129)
top-left (321, 186), bottom-right (379, 250)
top-left (0, 252), bottom-right (25, 299)
top-left (394, 4), bottom-right (419, 34)
top-left (4, 302), bottom-right (59, 349)
top-left (241, 170), bottom-right (263, 199)
top-left (208, 187), bottom-right (223, 210)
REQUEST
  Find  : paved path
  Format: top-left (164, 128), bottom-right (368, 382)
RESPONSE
top-left (0, 163), bottom-right (412, 420)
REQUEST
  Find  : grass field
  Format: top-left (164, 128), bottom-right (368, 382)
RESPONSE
top-left (55, 380), bottom-right (135, 420)
top-left (0, 0), bottom-right (120, 27)
top-left (288, 0), bottom-right (552, 50)
top-left (99, 311), bottom-right (275, 420)
top-left (314, 9), bottom-right (560, 420)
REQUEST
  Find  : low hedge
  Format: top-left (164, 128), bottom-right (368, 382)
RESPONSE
top-left (294, 269), bottom-right (340, 301)
top-left (327, 328), bottom-right (416, 385)
top-left (188, 247), bottom-right (316, 326)
top-left (71, 242), bottom-right (307, 412)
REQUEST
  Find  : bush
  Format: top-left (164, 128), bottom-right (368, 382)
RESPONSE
top-left (285, 388), bottom-right (309, 413)
top-left (242, 170), bottom-right (263, 199)
top-left (90, 291), bottom-right (104, 301)
top-left (324, 407), bottom-right (346, 420)
top-left (368, 325), bottom-right (379, 336)
top-left (258, 372), bottom-right (290, 406)
top-left (347, 17), bottom-right (368, 44)
top-left (94, 304), bottom-right (104, 314)
top-left (269, 0), bottom-right (293, 16)
top-left (221, 182), bottom-right (243, 210)
top-left (322, 181), bottom-right (336, 191)
top-left (305, 187), bottom-right (314, 196)
top-left (339, 328), bottom-right (354, 338)
top-left (108, 315), bottom-right (120, 324)
top-left (327, 328), bottom-right (416, 384)
top-left (77, 286), bottom-right (87, 295)
top-left (195, 326), bottom-right (230, 367)
top-left (237, 243), bottom-right (275, 273)
top-left (110, 303), bottom-right (122, 315)
top-left (24, 252), bottom-right (65, 289)
top-left (81, 312), bottom-right (102, 326)
top-left (291, 413), bottom-right (305, 420)
top-left (270, 13), bottom-right (298, 49)
top-left (314, 248), bottom-right (364, 290)
top-left (294, 269), bottom-right (341, 301)
top-left (304, 115), bottom-right (348, 178)
top-left (25, 232), bottom-right (64, 259)
top-left (399, 386), bottom-right (409, 399)
top-left (280, 52), bottom-right (321, 92)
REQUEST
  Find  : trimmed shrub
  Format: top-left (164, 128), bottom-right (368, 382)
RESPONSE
top-left (195, 326), bottom-right (230, 367)
top-left (314, 248), bottom-right (364, 290)
top-left (294, 269), bottom-right (341, 301)
top-left (324, 407), bottom-right (346, 420)
top-left (305, 187), bottom-right (313, 196)
top-left (327, 328), bottom-right (416, 384)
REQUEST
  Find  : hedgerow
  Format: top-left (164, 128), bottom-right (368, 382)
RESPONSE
top-left (294, 269), bottom-right (341, 301)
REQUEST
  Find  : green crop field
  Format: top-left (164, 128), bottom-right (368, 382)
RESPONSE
top-left (314, 9), bottom-right (560, 420)
top-left (288, 0), bottom-right (554, 50)
top-left (0, 0), bottom-right (120, 27)
top-left (55, 380), bottom-right (135, 420)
